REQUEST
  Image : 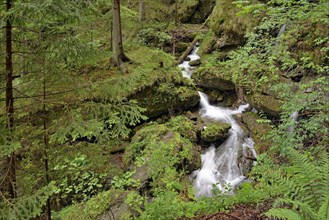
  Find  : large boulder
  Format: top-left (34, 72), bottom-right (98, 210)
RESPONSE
top-left (246, 93), bottom-right (282, 118)
top-left (192, 66), bottom-right (235, 91)
top-left (242, 112), bottom-right (272, 153)
top-left (200, 122), bottom-right (231, 143)
top-left (124, 122), bottom-right (201, 188)
top-left (178, 0), bottom-right (216, 24)
top-left (130, 72), bottom-right (200, 118)
top-left (208, 0), bottom-right (258, 39)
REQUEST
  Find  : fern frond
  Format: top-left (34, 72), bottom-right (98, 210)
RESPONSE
top-left (265, 208), bottom-right (303, 220)
top-left (285, 149), bottom-right (328, 208)
top-left (273, 198), bottom-right (317, 220)
top-left (318, 193), bottom-right (329, 220)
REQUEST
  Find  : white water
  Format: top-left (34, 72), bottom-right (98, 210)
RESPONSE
top-left (178, 46), bottom-right (200, 79)
top-left (179, 46), bottom-right (256, 197)
top-left (288, 111), bottom-right (298, 133)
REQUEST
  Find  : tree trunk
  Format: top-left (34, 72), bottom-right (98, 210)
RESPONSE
top-left (112, 0), bottom-right (129, 68)
top-left (43, 76), bottom-right (51, 220)
top-left (139, 0), bottom-right (145, 22)
top-left (175, 0), bottom-right (178, 26)
top-left (5, 0), bottom-right (16, 199)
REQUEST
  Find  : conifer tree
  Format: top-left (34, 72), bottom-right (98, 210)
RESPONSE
top-left (3, 0), bottom-right (16, 200)
top-left (111, 0), bottom-right (129, 69)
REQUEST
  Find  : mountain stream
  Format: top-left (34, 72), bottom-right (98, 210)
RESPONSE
top-left (179, 45), bottom-right (257, 197)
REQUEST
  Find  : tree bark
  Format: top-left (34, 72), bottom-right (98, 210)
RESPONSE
top-left (175, 0), bottom-right (178, 26)
top-left (139, 0), bottom-right (145, 22)
top-left (5, 0), bottom-right (16, 199)
top-left (43, 76), bottom-right (51, 220)
top-left (112, 0), bottom-right (129, 68)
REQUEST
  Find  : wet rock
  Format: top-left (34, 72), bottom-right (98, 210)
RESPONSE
top-left (193, 66), bottom-right (235, 91)
top-left (242, 112), bottom-right (272, 153)
top-left (189, 58), bottom-right (201, 66)
top-left (200, 122), bottom-right (231, 143)
top-left (184, 56), bottom-right (191, 61)
top-left (207, 89), bottom-right (224, 103)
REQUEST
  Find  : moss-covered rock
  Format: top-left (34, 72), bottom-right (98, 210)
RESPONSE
top-left (168, 115), bottom-right (198, 143)
top-left (206, 89), bottom-right (224, 103)
top-left (189, 58), bottom-right (201, 66)
top-left (198, 31), bottom-right (217, 55)
top-left (178, 0), bottom-right (216, 24)
top-left (57, 189), bottom-right (132, 220)
top-left (192, 66), bottom-right (235, 91)
top-left (246, 93), bottom-right (282, 118)
top-left (130, 71), bottom-right (200, 118)
top-left (124, 122), bottom-right (201, 188)
top-left (242, 112), bottom-right (272, 153)
top-left (200, 122), bottom-right (231, 143)
top-left (208, 0), bottom-right (258, 39)
top-left (176, 42), bottom-right (189, 53)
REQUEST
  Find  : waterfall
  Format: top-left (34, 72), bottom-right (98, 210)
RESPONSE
top-left (288, 111), bottom-right (299, 133)
top-left (277, 24), bottom-right (287, 38)
top-left (179, 46), bottom-right (256, 197)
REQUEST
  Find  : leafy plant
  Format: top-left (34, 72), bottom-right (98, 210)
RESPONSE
top-left (265, 149), bottom-right (329, 220)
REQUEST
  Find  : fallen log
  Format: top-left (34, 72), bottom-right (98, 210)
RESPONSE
top-left (175, 36), bottom-right (199, 65)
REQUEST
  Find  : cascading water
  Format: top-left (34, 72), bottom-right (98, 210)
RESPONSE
top-left (180, 45), bottom-right (257, 197)
top-left (178, 45), bottom-right (200, 79)
top-left (288, 111), bottom-right (299, 133)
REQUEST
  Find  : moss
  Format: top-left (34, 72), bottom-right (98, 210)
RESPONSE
top-left (178, 0), bottom-right (200, 23)
top-left (208, 0), bottom-right (258, 40)
top-left (246, 93), bottom-right (282, 118)
top-left (176, 42), bottom-right (189, 53)
top-left (200, 122), bottom-right (231, 143)
top-left (168, 115), bottom-right (198, 143)
top-left (189, 58), bottom-right (201, 66)
top-left (198, 31), bottom-right (216, 55)
top-left (56, 189), bottom-right (132, 220)
top-left (124, 122), bottom-right (201, 188)
top-left (178, 0), bottom-right (216, 24)
top-left (192, 66), bottom-right (235, 90)
top-left (130, 74), bottom-right (200, 118)
top-left (242, 112), bottom-right (272, 154)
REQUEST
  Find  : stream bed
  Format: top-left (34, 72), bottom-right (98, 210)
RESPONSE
top-left (179, 45), bottom-right (257, 197)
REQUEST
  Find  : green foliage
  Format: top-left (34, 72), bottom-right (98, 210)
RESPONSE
top-left (263, 149), bottom-right (329, 220)
top-left (0, 183), bottom-right (56, 220)
top-left (137, 191), bottom-right (188, 220)
top-left (137, 28), bottom-right (172, 49)
top-left (112, 171), bottom-right (141, 189)
top-left (50, 100), bottom-right (147, 144)
top-left (54, 189), bottom-right (128, 220)
top-left (168, 115), bottom-right (198, 142)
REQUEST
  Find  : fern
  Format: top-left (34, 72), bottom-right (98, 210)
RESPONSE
top-left (266, 208), bottom-right (303, 220)
top-left (265, 149), bottom-right (329, 220)
top-left (318, 193), bottom-right (329, 220)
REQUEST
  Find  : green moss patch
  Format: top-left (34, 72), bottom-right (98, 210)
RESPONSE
top-left (200, 122), bottom-right (231, 143)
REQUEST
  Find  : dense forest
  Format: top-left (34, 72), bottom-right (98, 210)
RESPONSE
top-left (0, 0), bottom-right (328, 219)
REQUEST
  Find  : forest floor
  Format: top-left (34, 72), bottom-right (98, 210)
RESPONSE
top-left (183, 202), bottom-right (273, 220)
